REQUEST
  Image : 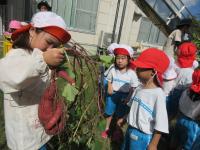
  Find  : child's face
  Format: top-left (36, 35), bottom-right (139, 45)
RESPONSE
top-left (30, 28), bottom-right (61, 51)
top-left (136, 68), bottom-right (154, 83)
top-left (40, 5), bottom-right (48, 11)
top-left (115, 55), bottom-right (129, 69)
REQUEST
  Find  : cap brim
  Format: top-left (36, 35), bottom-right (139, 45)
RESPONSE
top-left (133, 60), bottom-right (153, 69)
top-left (42, 26), bottom-right (71, 43)
top-left (11, 24), bottom-right (32, 41)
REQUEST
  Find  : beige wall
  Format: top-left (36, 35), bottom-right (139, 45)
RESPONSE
top-left (0, 0), bottom-right (162, 54)
top-left (68, 0), bottom-right (145, 54)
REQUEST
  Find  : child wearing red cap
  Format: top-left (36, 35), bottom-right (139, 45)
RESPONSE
top-left (167, 42), bottom-right (197, 119)
top-left (162, 56), bottom-right (177, 97)
top-left (0, 12), bottom-right (71, 150)
top-left (101, 44), bottom-right (139, 139)
top-left (119, 48), bottom-right (169, 150)
top-left (170, 69), bottom-right (200, 150)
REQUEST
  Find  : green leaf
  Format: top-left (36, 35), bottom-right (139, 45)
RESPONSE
top-left (62, 84), bottom-right (79, 102)
top-left (99, 55), bottom-right (114, 68)
top-left (66, 68), bottom-right (75, 79)
top-left (58, 63), bottom-right (76, 79)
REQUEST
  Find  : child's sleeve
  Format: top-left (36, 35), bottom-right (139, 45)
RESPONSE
top-left (126, 87), bottom-right (138, 107)
top-left (104, 64), bottom-right (114, 78)
top-left (154, 92), bottom-right (169, 134)
top-left (174, 30), bottom-right (182, 43)
top-left (0, 48), bottom-right (48, 93)
top-left (130, 71), bottom-right (139, 87)
top-left (105, 67), bottom-right (113, 82)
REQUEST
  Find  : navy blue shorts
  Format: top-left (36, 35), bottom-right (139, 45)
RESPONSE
top-left (104, 92), bottom-right (129, 117)
top-left (175, 114), bottom-right (200, 150)
top-left (167, 88), bottom-right (184, 117)
top-left (122, 126), bottom-right (152, 150)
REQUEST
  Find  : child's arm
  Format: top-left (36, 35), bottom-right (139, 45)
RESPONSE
top-left (107, 81), bottom-right (113, 95)
top-left (124, 87), bottom-right (135, 104)
top-left (0, 48), bottom-right (64, 93)
top-left (117, 112), bottom-right (129, 127)
top-left (106, 67), bottom-right (113, 95)
top-left (148, 130), bottom-right (161, 150)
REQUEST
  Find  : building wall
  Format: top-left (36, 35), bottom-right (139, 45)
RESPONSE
top-left (0, 0), bottom-right (164, 54)
top-left (68, 0), bottom-right (146, 54)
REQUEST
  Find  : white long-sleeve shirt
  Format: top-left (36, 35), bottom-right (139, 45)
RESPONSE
top-left (0, 48), bottom-right (52, 150)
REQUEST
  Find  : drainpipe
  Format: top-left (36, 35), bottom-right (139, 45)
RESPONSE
top-left (117, 0), bottom-right (128, 43)
top-left (111, 0), bottom-right (121, 43)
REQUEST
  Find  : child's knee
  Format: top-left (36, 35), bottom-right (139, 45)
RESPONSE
top-left (103, 113), bottom-right (112, 118)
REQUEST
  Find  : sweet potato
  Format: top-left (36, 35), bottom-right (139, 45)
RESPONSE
top-left (38, 81), bottom-right (56, 125)
top-left (44, 101), bottom-right (63, 130)
top-left (57, 70), bottom-right (75, 84)
top-left (45, 115), bottom-right (65, 135)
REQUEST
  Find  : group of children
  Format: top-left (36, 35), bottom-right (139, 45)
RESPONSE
top-left (0, 3), bottom-right (199, 149)
top-left (101, 41), bottom-right (200, 150)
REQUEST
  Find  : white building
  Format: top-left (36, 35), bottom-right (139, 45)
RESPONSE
top-left (0, 0), bottom-right (192, 55)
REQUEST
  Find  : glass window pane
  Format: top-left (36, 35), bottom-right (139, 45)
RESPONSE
top-left (158, 31), bottom-right (167, 45)
top-left (71, 0), bottom-right (98, 32)
top-left (154, 0), bottom-right (171, 21)
top-left (77, 0), bottom-right (93, 11)
top-left (173, 0), bottom-right (183, 10)
top-left (149, 25), bottom-right (159, 43)
top-left (181, 9), bottom-right (190, 18)
top-left (51, 0), bottom-right (99, 32)
top-left (137, 18), bottom-right (151, 42)
top-left (74, 11), bottom-right (95, 31)
top-left (145, 0), bottom-right (157, 8)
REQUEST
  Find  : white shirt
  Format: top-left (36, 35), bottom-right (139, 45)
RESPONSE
top-left (175, 67), bottom-right (194, 90)
top-left (0, 48), bottom-right (52, 150)
top-left (127, 86), bottom-right (169, 134)
top-left (179, 89), bottom-right (200, 120)
top-left (163, 29), bottom-right (183, 57)
top-left (163, 80), bottom-right (176, 96)
top-left (106, 66), bottom-right (139, 93)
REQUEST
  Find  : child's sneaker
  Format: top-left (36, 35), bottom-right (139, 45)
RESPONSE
top-left (101, 129), bottom-right (109, 139)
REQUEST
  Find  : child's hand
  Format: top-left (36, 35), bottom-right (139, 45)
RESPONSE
top-left (123, 99), bottom-right (129, 104)
top-left (117, 118), bottom-right (125, 127)
top-left (147, 143), bottom-right (157, 150)
top-left (43, 48), bottom-right (65, 67)
top-left (107, 86), bottom-right (113, 95)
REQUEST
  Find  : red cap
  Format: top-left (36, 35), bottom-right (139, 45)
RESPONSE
top-left (42, 26), bottom-right (71, 43)
top-left (190, 69), bottom-right (200, 94)
top-left (11, 12), bottom-right (71, 44)
top-left (11, 24), bottom-right (71, 44)
top-left (177, 42), bottom-right (197, 68)
top-left (11, 24), bottom-right (32, 41)
top-left (114, 48), bottom-right (130, 56)
top-left (133, 48), bottom-right (170, 86)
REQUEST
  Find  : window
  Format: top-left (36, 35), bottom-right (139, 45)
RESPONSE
top-left (52, 0), bottom-right (99, 33)
top-left (137, 17), bottom-right (167, 45)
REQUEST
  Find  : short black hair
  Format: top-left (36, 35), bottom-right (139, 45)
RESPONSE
top-left (37, 0), bottom-right (52, 11)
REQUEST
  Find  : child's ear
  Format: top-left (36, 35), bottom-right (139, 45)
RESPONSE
top-left (29, 27), bottom-right (36, 38)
